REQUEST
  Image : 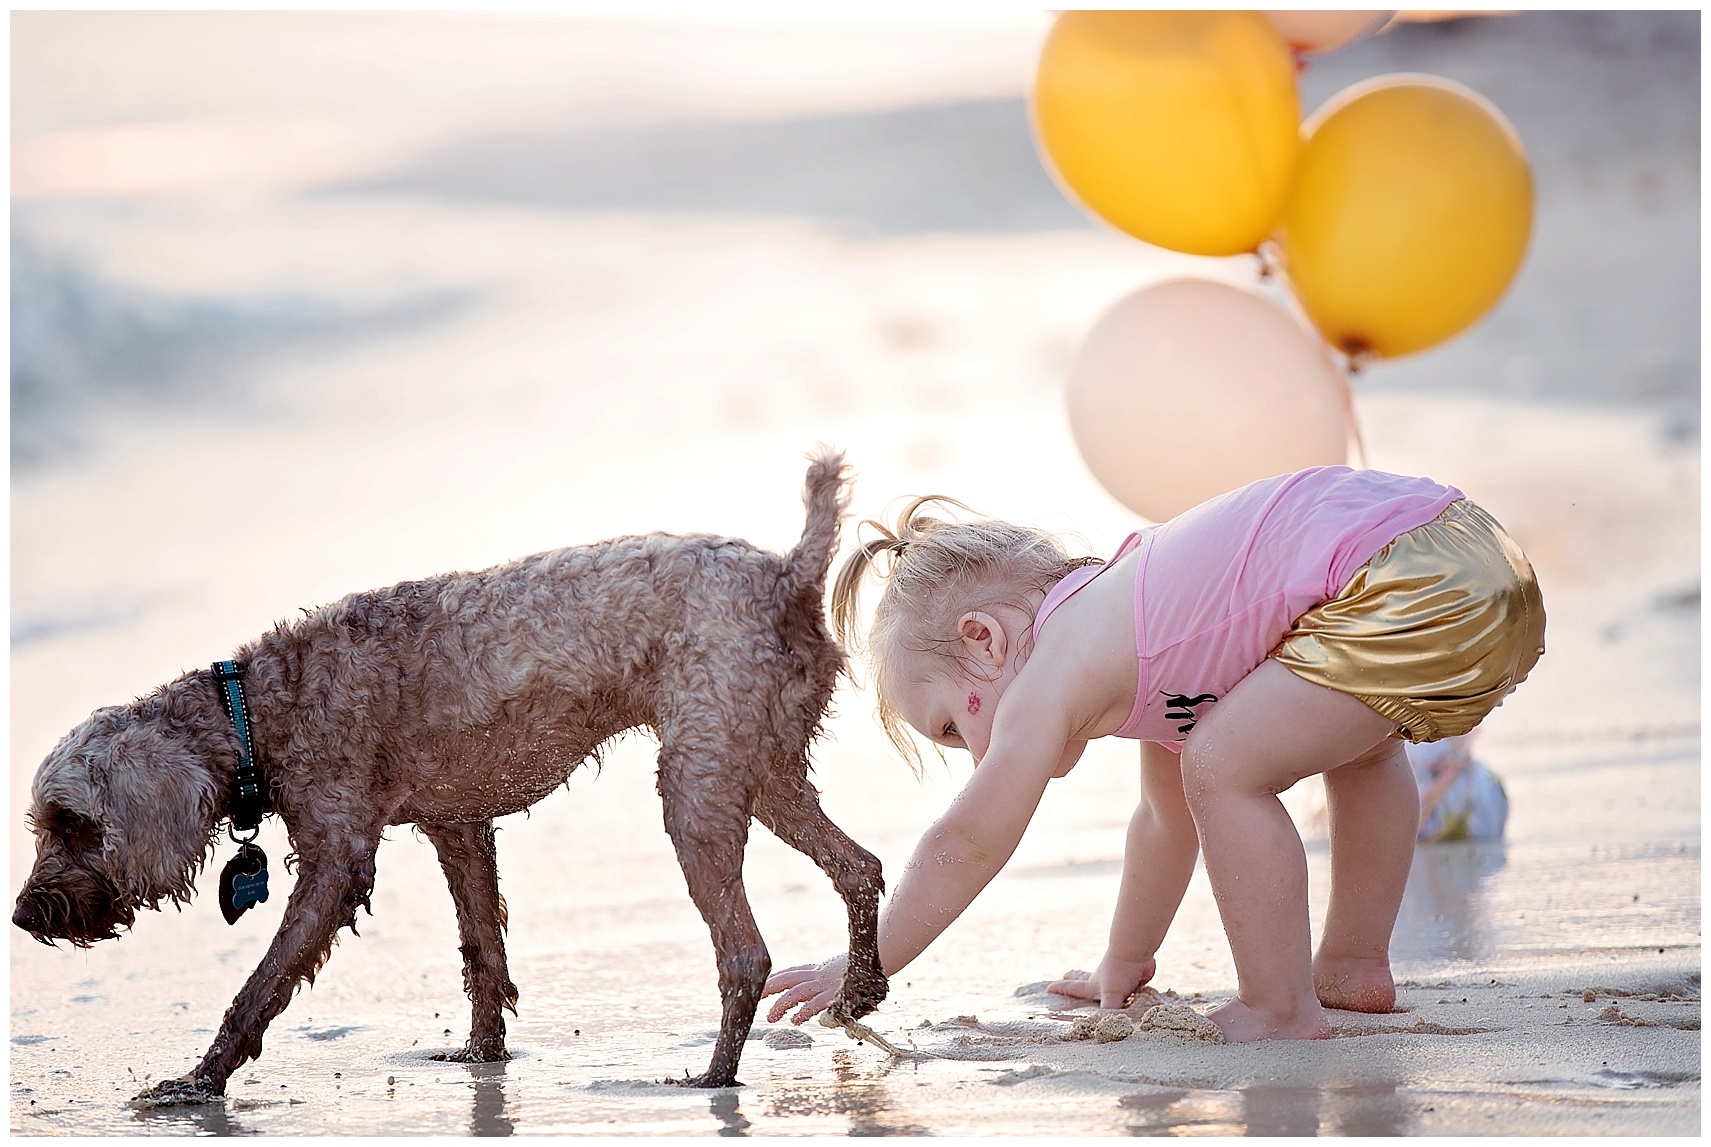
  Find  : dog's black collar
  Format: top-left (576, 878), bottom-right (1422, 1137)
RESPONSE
top-left (211, 660), bottom-right (267, 837)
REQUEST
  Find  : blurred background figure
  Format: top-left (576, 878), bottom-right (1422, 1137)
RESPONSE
top-left (1410, 733), bottom-right (1509, 843)
top-left (1305, 733), bottom-right (1511, 844)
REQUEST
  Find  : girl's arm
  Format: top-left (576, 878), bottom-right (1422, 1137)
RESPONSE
top-left (1048, 741), bottom-right (1199, 1007)
top-left (764, 690), bottom-right (1073, 1023)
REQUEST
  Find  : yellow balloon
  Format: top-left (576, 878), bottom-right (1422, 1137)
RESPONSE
top-left (1066, 279), bottom-right (1351, 522)
top-left (1279, 74), bottom-right (1533, 359)
top-left (1032, 11), bottom-right (1300, 257)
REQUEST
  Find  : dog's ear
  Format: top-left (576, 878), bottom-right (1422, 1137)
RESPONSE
top-left (96, 718), bottom-right (223, 906)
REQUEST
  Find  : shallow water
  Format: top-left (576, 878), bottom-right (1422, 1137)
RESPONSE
top-left (10, 727), bottom-right (1700, 1136)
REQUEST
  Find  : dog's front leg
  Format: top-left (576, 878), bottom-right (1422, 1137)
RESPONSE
top-left (134, 831), bottom-right (380, 1104)
top-left (422, 820), bottom-right (518, 1062)
top-left (754, 779), bottom-right (888, 1024)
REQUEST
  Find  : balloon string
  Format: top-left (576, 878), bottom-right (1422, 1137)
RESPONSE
top-left (1338, 357), bottom-right (1369, 469)
top-left (1254, 242), bottom-right (1369, 471)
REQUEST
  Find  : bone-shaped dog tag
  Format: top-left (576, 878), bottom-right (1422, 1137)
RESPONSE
top-left (218, 843), bottom-right (270, 925)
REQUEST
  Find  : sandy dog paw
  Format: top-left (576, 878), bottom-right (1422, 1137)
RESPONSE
top-left (130, 1076), bottom-right (223, 1107)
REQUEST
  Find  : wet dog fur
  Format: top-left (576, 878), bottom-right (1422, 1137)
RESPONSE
top-left (13, 452), bottom-right (886, 1101)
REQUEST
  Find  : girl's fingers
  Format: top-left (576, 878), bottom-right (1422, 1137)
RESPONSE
top-left (762, 965), bottom-right (822, 996)
top-left (1046, 974), bottom-right (1099, 1000)
top-left (765, 980), bottom-right (823, 1024)
top-left (789, 987), bottom-right (839, 1025)
top-left (763, 955), bottom-right (849, 1022)
top-left (765, 993), bottom-right (801, 1024)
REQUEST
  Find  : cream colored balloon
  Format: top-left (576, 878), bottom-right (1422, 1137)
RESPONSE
top-left (1066, 279), bottom-right (1350, 522)
top-left (1265, 11), bottom-right (1393, 55)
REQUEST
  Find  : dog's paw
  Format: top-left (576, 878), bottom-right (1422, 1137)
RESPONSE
top-left (826, 968), bottom-right (889, 1024)
top-left (666, 1071), bottom-right (741, 1089)
top-left (131, 1076), bottom-right (223, 1108)
top-left (429, 1039), bottom-right (511, 1064)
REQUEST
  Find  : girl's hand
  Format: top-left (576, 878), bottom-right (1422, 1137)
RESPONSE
top-left (762, 954), bottom-right (848, 1025)
top-left (1046, 953), bottom-right (1157, 1009)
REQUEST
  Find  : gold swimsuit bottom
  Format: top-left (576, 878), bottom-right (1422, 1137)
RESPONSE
top-left (1271, 499), bottom-right (1546, 743)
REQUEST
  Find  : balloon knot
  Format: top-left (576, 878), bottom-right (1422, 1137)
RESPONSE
top-left (1341, 340), bottom-right (1377, 374)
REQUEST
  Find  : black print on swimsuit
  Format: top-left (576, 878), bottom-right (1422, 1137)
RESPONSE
top-left (1161, 692), bottom-right (1218, 736)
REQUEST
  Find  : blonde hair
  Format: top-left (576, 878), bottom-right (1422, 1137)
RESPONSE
top-left (830, 495), bottom-right (1101, 769)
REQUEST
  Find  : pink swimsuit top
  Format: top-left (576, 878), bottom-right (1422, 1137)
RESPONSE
top-left (1032, 466), bottom-right (1463, 750)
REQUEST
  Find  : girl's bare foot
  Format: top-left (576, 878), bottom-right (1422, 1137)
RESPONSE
top-left (1206, 996), bottom-right (1332, 1043)
top-left (1313, 953), bottom-right (1396, 1013)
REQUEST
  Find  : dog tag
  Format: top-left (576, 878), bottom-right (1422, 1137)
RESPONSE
top-left (218, 843), bottom-right (270, 925)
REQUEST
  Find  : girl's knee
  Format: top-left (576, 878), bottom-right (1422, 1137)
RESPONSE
top-left (1177, 743), bottom-right (1213, 816)
top-left (1179, 735), bottom-right (1304, 817)
top-left (1178, 742), bottom-right (1250, 819)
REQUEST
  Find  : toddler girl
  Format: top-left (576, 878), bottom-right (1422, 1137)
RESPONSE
top-left (762, 465), bottom-right (1544, 1042)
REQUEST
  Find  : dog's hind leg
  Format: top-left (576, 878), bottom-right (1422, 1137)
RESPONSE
top-left (754, 775), bottom-right (888, 1024)
top-left (655, 744), bottom-right (768, 1088)
top-left (422, 820), bottom-right (518, 1062)
top-left (135, 830), bottom-right (381, 1103)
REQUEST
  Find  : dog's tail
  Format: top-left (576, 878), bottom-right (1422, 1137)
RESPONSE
top-left (784, 449), bottom-right (853, 606)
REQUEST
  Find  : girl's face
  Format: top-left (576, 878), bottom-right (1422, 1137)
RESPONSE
top-left (894, 660), bottom-right (1086, 776)
top-left (894, 653), bottom-right (1016, 765)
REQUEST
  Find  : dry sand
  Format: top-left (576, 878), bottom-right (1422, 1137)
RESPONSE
top-left (9, 10), bottom-right (1699, 1137)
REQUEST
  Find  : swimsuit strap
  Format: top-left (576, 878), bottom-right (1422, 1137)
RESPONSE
top-left (1033, 531), bottom-right (1145, 642)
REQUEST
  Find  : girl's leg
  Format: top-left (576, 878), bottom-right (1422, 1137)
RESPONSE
top-left (1315, 738), bottom-right (1416, 1013)
top-left (1180, 659), bottom-right (1397, 1043)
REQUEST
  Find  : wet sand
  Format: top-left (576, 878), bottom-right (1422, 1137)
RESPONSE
top-left (10, 11), bottom-right (1700, 1137)
top-left (9, 729), bottom-right (1700, 1135)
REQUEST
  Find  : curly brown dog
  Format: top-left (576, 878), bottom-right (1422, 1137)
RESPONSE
top-left (13, 451), bottom-right (886, 1102)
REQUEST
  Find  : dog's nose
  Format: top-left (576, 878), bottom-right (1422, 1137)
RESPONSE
top-left (12, 896), bottom-right (40, 932)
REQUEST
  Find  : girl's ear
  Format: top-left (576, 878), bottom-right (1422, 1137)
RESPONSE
top-left (958, 611), bottom-right (1008, 675)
